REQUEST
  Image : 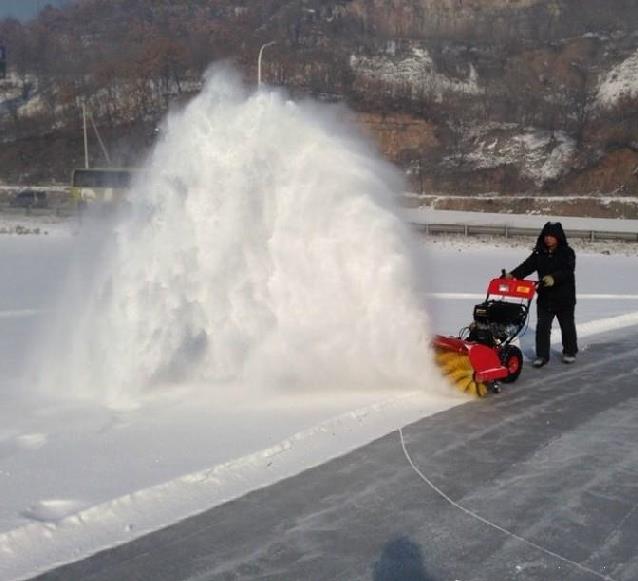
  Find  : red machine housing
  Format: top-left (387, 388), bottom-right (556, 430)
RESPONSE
top-left (433, 277), bottom-right (537, 386)
top-left (432, 335), bottom-right (509, 382)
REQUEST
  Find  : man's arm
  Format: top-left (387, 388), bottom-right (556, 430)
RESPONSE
top-left (509, 252), bottom-right (537, 280)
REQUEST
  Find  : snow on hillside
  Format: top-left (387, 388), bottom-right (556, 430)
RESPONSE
top-left (461, 129), bottom-right (576, 187)
top-left (350, 46), bottom-right (481, 102)
top-left (0, 73), bottom-right (25, 102)
top-left (596, 48), bottom-right (638, 108)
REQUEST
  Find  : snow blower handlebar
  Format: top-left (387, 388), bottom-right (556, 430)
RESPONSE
top-left (499, 268), bottom-right (545, 290)
top-left (487, 276), bottom-right (537, 301)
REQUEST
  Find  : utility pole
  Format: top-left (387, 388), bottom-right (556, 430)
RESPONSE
top-left (258, 41), bottom-right (276, 87)
top-left (82, 102), bottom-right (89, 169)
top-left (82, 101), bottom-right (111, 167)
top-left (89, 112), bottom-right (112, 166)
top-left (0, 45), bottom-right (6, 80)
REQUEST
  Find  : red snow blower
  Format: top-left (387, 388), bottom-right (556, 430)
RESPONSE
top-left (433, 272), bottom-right (537, 397)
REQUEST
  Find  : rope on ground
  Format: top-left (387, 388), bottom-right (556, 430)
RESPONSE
top-left (398, 427), bottom-right (616, 581)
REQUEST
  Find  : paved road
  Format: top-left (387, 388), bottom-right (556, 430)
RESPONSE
top-left (35, 329), bottom-right (638, 581)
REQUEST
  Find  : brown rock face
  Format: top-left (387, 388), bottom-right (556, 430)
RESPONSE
top-left (560, 149), bottom-right (638, 196)
top-left (355, 112), bottom-right (440, 162)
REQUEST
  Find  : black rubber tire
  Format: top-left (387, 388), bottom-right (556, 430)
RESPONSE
top-left (500, 345), bottom-right (523, 383)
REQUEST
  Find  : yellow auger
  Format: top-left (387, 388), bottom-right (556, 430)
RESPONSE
top-left (433, 346), bottom-right (488, 397)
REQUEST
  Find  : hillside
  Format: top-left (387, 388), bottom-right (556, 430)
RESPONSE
top-left (1, 0), bottom-right (637, 201)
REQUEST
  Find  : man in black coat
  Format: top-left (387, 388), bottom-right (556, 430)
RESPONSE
top-left (507, 222), bottom-right (578, 367)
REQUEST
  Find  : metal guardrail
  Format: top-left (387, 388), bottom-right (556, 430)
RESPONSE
top-left (0, 203), bottom-right (76, 218)
top-left (413, 223), bottom-right (638, 242)
top-left (0, 206), bottom-right (636, 242)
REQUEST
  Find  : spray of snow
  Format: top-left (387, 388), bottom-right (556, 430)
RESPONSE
top-left (36, 66), bottom-right (444, 409)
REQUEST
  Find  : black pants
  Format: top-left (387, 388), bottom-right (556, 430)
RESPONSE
top-left (536, 303), bottom-right (578, 361)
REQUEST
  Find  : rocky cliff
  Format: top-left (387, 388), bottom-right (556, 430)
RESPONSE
top-left (1, 0), bottom-right (637, 198)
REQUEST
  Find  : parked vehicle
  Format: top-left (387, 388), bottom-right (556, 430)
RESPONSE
top-left (9, 190), bottom-right (48, 209)
top-left (70, 168), bottom-right (143, 203)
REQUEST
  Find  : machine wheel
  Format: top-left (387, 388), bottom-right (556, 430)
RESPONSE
top-left (500, 345), bottom-right (523, 383)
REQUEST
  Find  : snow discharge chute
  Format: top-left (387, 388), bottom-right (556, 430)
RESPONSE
top-left (37, 65), bottom-right (456, 408)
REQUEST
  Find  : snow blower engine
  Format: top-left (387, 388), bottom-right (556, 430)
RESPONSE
top-left (433, 271), bottom-right (537, 397)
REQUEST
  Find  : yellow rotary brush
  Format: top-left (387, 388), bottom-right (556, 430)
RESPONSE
top-left (434, 348), bottom-right (488, 397)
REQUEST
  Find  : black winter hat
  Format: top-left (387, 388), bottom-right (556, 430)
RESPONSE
top-left (541, 222), bottom-right (564, 238)
top-left (536, 221), bottom-right (568, 250)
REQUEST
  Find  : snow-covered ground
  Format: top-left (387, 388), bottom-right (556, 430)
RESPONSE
top-left (2, 215), bottom-right (638, 580)
top-left (0, 220), bottom-right (460, 579)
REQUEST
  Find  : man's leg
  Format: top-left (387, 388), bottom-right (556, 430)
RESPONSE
top-left (535, 304), bottom-right (554, 362)
top-left (557, 307), bottom-right (578, 357)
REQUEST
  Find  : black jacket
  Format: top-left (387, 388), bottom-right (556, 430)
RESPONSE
top-left (510, 222), bottom-right (576, 311)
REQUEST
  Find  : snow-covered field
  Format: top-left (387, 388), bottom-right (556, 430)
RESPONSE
top-left (2, 217), bottom-right (638, 580)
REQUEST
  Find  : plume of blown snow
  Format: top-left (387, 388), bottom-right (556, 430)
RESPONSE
top-left (35, 65), bottom-right (446, 408)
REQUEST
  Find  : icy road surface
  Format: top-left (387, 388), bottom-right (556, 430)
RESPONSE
top-left (33, 325), bottom-right (638, 581)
